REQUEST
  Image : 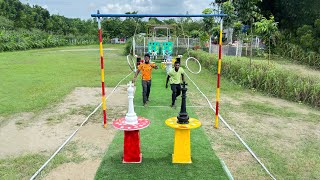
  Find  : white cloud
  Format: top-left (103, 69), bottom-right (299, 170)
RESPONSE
top-left (42, 4), bottom-right (48, 9)
top-left (183, 0), bottom-right (211, 14)
top-left (100, 0), bottom-right (153, 14)
top-left (20, 0), bottom-right (213, 19)
top-left (89, 2), bottom-right (96, 9)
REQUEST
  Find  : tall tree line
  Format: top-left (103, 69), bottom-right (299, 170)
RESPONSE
top-left (258, 0), bottom-right (320, 30)
top-left (257, 0), bottom-right (320, 62)
top-left (0, 0), bottom-right (97, 35)
top-left (205, 0), bottom-right (320, 68)
top-left (0, 0), bottom-right (209, 52)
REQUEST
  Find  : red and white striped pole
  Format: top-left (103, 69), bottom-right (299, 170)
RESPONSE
top-left (97, 11), bottom-right (107, 128)
top-left (215, 18), bottom-right (223, 129)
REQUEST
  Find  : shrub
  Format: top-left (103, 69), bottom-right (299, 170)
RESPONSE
top-left (189, 50), bottom-right (320, 108)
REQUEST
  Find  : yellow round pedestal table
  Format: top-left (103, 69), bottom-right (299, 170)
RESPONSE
top-left (165, 117), bottom-right (201, 163)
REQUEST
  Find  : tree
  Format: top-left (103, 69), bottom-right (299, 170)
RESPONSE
top-left (233, 0), bottom-right (263, 66)
top-left (202, 8), bottom-right (215, 34)
top-left (0, 16), bottom-right (14, 30)
top-left (233, 0), bottom-right (262, 24)
top-left (221, 1), bottom-right (237, 43)
top-left (259, 0), bottom-right (320, 30)
top-left (254, 15), bottom-right (278, 63)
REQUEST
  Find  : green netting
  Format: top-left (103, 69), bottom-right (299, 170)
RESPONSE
top-left (162, 41), bottom-right (173, 55)
top-left (148, 42), bottom-right (160, 54)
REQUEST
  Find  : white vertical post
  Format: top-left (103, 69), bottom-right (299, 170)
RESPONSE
top-left (176, 37), bottom-right (179, 48)
top-left (209, 36), bottom-right (212, 54)
top-left (133, 37), bottom-right (136, 56)
top-left (236, 41), bottom-right (238, 57)
top-left (144, 37), bottom-right (146, 54)
top-left (176, 37), bottom-right (179, 55)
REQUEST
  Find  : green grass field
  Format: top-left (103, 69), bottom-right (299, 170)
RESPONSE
top-left (0, 44), bottom-right (130, 116)
top-left (94, 68), bottom-right (228, 179)
top-left (1, 45), bottom-right (319, 179)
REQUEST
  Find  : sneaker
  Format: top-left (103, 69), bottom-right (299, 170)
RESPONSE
top-left (143, 103), bottom-right (147, 107)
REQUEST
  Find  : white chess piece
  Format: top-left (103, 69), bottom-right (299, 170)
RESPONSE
top-left (125, 81), bottom-right (138, 124)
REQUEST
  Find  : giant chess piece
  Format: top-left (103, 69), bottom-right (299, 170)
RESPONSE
top-left (112, 81), bottom-right (150, 163)
top-left (165, 80), bottom-right (201, 163)
top-left (177, 81), bottom-right (189, 124)
top-left (125, 81), bottom-right (138, 124)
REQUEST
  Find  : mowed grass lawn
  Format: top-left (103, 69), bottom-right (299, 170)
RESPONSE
top-left (0, 44), bottom-right (130, 116)
top-left (1, 44), bottom-right (319, 179)
top-left (95, 67), bottom-right (228, 179)
top-left (0, 45), bottom-right (228, 179)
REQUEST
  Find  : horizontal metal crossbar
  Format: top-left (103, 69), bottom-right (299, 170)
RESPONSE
top-left (91, 13), bottom-right (227, 18)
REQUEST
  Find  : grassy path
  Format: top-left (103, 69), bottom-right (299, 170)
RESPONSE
top-left (95, 66), bottom-right (228, 179)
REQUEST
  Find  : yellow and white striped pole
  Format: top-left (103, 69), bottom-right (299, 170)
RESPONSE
top-left (215, 18), bottom-right (223, 129)
top-left (97, 11), bottom-right (107, 128)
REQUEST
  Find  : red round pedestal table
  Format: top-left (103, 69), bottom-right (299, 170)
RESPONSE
top-left (113, 116), bottom-right (150, 163)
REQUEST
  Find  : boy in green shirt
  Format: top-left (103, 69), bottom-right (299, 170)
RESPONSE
top-left (165, 61), bottom-right (185, 107)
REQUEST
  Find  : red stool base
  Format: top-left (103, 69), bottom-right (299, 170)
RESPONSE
top-left (123, 130), bottom-right (142, 163)
top-left (123, 153), bottom-right (142, 163)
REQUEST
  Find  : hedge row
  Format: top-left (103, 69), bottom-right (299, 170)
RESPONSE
top-left (0, 29), bottom-right (97, 52)
top-left (189, 50), bottom-right (320, 108)
top-left (275, 42), bottom-right (320, 70)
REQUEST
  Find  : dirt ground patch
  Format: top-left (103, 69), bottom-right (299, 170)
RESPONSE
top-left (0, 85), bottom-right (129, 179)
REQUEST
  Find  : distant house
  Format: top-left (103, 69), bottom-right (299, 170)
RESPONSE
top-left (119, 38), bottom-right (126, 44)
top-left (111, 38), bottom-right (119, 44)
top-left (138, 33), bottom-right (146, 37)
top-left (111, 38), bottom-right (126, 44)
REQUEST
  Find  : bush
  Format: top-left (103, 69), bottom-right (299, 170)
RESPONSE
top-left (124, 37), bottom-right (133, 55)
top-left (275, 41), bottom-right (320, 70)
top-left (189, 50), bottom-right (320, 108)
top-left (0, 29), bottom-right (96, 52)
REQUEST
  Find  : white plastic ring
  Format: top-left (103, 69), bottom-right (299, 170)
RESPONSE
top-left (185, 57), bottom-right (201, 74)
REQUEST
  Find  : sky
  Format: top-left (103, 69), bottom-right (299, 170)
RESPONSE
top-left (20, 0), bottom-right (214, 20)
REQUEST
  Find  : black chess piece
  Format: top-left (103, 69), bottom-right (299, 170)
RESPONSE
top-left (177, 81), bottom-right (189, 124)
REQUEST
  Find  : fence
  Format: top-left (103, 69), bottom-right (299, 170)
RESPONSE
top-left (133, 36), bottom-right (200, 56)
top-left (209, 37), bottom-right (264, 57)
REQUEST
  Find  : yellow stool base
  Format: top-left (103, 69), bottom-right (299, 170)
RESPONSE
top-left (172, 128), bottom-right (192, 163)
top-left (165, 117), bottom-right (201, 164)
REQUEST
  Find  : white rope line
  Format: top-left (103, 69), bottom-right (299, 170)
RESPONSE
top-left (185, 72), bottom-right (276, 180)
top-left (30, 72), bottom-right (133, 180)
top-left (219, 158), bottom-right (234, 180)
